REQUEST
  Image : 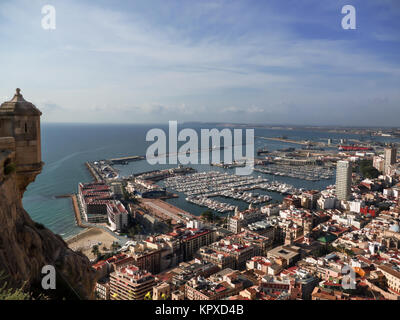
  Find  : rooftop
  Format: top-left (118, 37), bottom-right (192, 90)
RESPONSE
top-left (0, 88), bottom-right (42, 116)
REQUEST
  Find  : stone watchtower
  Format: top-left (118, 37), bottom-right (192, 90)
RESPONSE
top-left (0, 89), bottom-right (43, 193)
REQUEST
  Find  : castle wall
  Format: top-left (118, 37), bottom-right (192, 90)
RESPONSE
top-left (0, 90), bottom-right (96, 299)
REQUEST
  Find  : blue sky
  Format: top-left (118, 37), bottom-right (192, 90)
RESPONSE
top-left (0, 0), bottom-right (399, 125)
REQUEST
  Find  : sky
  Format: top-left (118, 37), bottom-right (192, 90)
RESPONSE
top-left (0, 0), bottom-right (399, 126)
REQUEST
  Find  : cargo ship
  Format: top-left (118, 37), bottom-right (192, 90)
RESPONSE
top-left (338, 145), bottom-right (373, 151)
top-left (257, 148), bottom-right (269, 156)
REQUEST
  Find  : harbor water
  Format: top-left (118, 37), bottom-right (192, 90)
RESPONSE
top-left (23, 123), bottom-right (399, 238)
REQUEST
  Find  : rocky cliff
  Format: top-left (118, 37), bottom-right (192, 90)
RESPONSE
top-left (0, 167), bottom-right (96, 299)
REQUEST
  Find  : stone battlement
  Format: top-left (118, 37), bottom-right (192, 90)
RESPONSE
top-left (0, 90), bottom-right (42, 194)
top-left (0, 136), bottom-right (16, 151)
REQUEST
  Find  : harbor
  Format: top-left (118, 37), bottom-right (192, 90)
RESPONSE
top-left (255, 135), bottom-right (311, 146)
top-left (164, 171), bottom-right (302, 213)
top-left (254, 163), bottom-right (335, 181)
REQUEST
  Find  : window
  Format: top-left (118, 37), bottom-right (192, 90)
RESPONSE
top-left (25, 122), bottom-right (27, 133)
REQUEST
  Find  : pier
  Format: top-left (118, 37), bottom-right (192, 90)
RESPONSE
top-left (256, 136), bottom-right (310, 145)
top-left (85, 162), bottom-right (103, 182)
top-left (109, 155), bottom-right (145, 164)
top-left (71, 194), bottom-right (86, 228)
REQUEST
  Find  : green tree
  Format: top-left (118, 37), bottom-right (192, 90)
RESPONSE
top-left (201, 210), bottom-right (214, 222)
top-left (91, 245), bottom-right (100, 257)
top-left (111, 242), bottom-right (120, 253)
top-left (0, 271), bottom-right (31, 300)
top-left (359, 159), bottom-right (380, 179)
top-left (128, 227), bottom-right (136, 238)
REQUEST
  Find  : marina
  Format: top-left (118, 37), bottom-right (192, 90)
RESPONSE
top-left (164, 171), bottom-right (302, 213)
top-left (23, 123), bottom-right (398, 240)
top-left (254, 164), bottom-right (334, 181)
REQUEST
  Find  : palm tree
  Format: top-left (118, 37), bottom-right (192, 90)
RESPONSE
top-left (91, 245), bottom-right (99, 257)
top-left (111, 242), bottom-right (120, 253)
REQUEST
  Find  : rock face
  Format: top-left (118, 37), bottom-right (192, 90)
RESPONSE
top-left (0, 170), bottom-right (96, 299)
top-left (0, 89), bottom-right (97, 299)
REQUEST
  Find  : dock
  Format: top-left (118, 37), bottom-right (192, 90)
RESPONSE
top-left (71, 194), bottom-right (86, 228)
top-left (85, 162), bottom-right (103, 182)
top-left (140, 199), bottom-right (198, 224)
top-left (109, 155), bottom-right (145, 164)
top-left (256, 136), bottom-right (309, 145)
top-left (55, 193), bottom-right (87, 229)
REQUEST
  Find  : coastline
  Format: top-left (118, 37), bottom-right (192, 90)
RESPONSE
top-left (71, 193), bottom-right (85, 228)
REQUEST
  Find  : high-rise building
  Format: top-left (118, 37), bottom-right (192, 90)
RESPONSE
top-left (384, 145), bottom-right (397, 175)
top-left (336, 161), bottom-right (352, 201)
top-left (110, 265), bottom-right (155, 300)
top-left (373, 155), bottom-right (385, 172)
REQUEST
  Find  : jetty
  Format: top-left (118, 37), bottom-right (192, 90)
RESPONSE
top-left (71, 194), bottom-right (86, 228)
top-left (109, 155), bottom-right (145, 164)
top-left (85, 162), bottom-right (103, 182)
top-left (256, 136), bottom-right (309, 145)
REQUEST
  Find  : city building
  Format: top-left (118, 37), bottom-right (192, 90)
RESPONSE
top-left (199, 247), bottom-right (236, 270)
top-left (78, 182), bottom-right (113, 223)
top-left (317, 195), bottom-right (337, 210)
top-left (128, 240), bottom-right (163, 274)
top-left (184, 270), bottom-right (244, 300)
top-left (377, 264), bottom-right (400, 296)
top-left (171, 290), bottom-right (185, 300)
top-left (203, 232), bottom-right (271, 271)
top-left (311, 287), bottom-right (349, 300)
top-left (245, 219), bottom-right (275, 240)
top-left (384, 145), bottom-right (397, 175)
top-left (95, 278), bottom-right (110, 300)
top-left (336, 160), bottom-right (352, 201)
top-left (162, 259), bottom-right (220, 288)
top-left (177, 226), bottom-right (216, 261)
top-left (92, 253), bottom-right (135, 278)
top-left (110, 265), bottom-right (155, 300)
top-left (267, 245), bottom-right (301, 267)
top-left (373, 155), bottom-right (385, 173)
top-left (127, 179), bottom-right (167, 198)
top-left (107, 200), bottom-right (129, 232)
top-left (153, 282), bottom-right (171, 300)
top-left (300, 190), bottom-right (320, 210)
top-left (78, 182), bottom-right (129, 229)
top-left (227, 208), bottom-right (265, 233)
top-left (246, 256), bottom-right (285, 276)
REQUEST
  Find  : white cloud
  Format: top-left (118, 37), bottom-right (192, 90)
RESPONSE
top-left (0, 0), bottom-right (399, 125)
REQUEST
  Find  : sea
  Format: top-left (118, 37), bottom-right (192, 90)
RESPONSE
top-left (22, 123), bottom-right (399, 239)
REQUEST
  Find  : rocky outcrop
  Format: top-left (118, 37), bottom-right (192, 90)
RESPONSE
top-left (0, 169), bottom-right (97, 299)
